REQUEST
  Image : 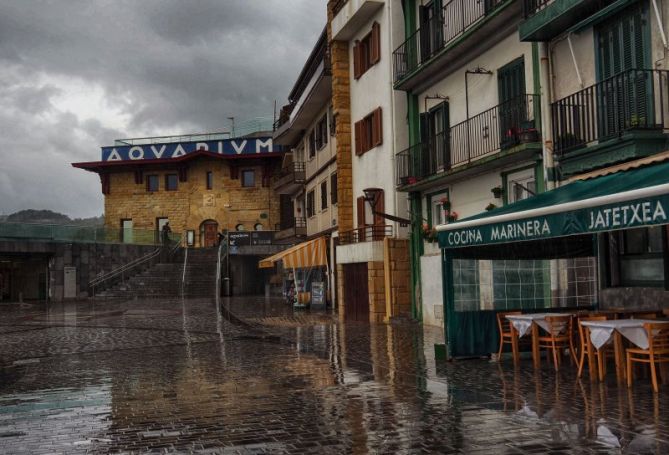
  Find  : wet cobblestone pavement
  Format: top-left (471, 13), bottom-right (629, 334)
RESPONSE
top-left (1, 298), bottom-right (668, 454)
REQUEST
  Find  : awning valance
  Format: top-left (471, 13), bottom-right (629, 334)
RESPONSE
top-left (437, 161), bottom-right (669, 249)
top-left (259, 236), bottom-right (328, 269)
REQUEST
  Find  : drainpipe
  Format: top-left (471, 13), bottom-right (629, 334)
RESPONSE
top-left (539, 41), bottom-right (559, 306)
top-left (539, 42), bottom-right (556, 191)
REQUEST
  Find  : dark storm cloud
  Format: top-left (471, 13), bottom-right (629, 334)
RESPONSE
top-left (0, 0), bottom-right (327, 218)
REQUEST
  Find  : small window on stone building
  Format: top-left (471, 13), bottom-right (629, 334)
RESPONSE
top-left (254, 223), bottom-right (264, 231)
top-left (147, 175), bottom-right (159, 192)
top-left (206, 171), bottom-right (213, 190)
top-left (235, 224), bottom-right (245, 231)
top-left (165, 174), bottom-right (178, 191)
top-left (241, 170), bottom-right (255, 187)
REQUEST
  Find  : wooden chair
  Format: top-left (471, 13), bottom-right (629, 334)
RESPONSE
top-left (577, 315), bottom-right (608, 380)
top-left (627, 322), bottom-right (669, 392)
top-left (496, 311), bottom-right (522, 360)
top-left (631, 312), bottom-right (658, 320)
top-left (537, 315), bottom-right (576, 371)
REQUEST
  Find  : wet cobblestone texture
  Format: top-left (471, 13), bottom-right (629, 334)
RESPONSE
top-left (1, 297), bottom-right (668, 454)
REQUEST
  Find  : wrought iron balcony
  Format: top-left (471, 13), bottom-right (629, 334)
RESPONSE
top-left (552, 69), bottom-right (669, 156)
top-left (393, 0), bottom-right (506, 84)
top-left (338, 225), bottom-right (393, 245)
top-left (520, 0), bottom-right (617, 41)
top-left (273, 161), bottom-right (306, 194)
top-left (396, 94), bottom-right (540, 186)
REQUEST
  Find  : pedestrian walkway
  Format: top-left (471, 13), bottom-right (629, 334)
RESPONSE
top-left (0, 297), bottom-right (667, 454)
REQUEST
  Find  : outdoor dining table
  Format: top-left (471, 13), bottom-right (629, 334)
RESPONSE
top-left (580, 319), bottom-right (669, 382)
top-left (506, 313), bottom-right (573, 368)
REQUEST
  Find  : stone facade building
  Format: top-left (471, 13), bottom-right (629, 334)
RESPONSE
top-left (73, 134), bottom-right (283, 248)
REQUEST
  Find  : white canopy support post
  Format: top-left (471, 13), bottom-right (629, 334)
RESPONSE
top-left (651, 0), bottom-right (668, 49)
top-left (567, 34), bottom-right (584, 89)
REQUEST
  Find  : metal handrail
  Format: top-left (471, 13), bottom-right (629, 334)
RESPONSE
top-left (339, 225), bottom-right (393, 245)
top-left (180, 243), bottom-right (189, 297)
top-left (552, 69), bottom-right (669, 155)
top-left (89, 234), bottom-right (183, 294)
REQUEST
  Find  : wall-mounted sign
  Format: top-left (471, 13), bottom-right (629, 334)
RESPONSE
top-left (439, 195), bottom-right (669, 249)
top-left (101, 138), bottom-right (280, 162)
top-left (251, 232), bottom-right (274, 245)
top-left (228, 232), bottom-right (251, 246)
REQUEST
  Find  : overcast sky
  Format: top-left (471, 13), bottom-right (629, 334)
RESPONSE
top-left (0, 0), bottom-right (327, 218)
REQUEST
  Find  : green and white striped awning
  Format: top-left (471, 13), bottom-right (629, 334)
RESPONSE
top-left (437, 160), bottom-right (669, 249)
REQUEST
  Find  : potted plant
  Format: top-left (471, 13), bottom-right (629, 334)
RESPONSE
top-left (485, 203), bottom-right (497, 211)
top-left (447, 211), bottom-right (459, 223)
top-left (440, 196), bottom-right (451, 211)
top-left (491, 186), bottom-right (504, 199)
top-left (519, 127), bottom-right (539, 143)
top-left (407, 176), bottom-right (417, 185)
top-left (421, 223), bottom-right (437, 243)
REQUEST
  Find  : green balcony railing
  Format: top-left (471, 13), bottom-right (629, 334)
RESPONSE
top-left (0, 222), bottom-right (179, 246)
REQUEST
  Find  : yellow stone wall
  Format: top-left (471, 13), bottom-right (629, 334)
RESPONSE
top-left (328, 1), bottom-right (353, 234)
top-left (368, 261), bottom-right (386, 323)
top-left (104, 158), bottom-right (280, 246)
top-left (383, 238), bottom-right (411, 321)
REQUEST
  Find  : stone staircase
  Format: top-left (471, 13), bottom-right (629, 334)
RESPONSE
top-left (94, 248), bottom-right (220, 300)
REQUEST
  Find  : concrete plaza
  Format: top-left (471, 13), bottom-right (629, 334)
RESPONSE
top-left (0, 297), bottom-right (667, 454)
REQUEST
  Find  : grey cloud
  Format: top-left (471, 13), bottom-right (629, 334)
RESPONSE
top-left (0, 0), bottom-right (327, 217)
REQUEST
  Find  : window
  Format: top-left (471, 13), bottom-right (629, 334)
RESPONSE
top-left (165, 174), bottom-right (178, 191)
top-left (320, 180), bottom-right (328, 210)
top-left (254, 223), bottom-right (264, 231)
top-left (330, 173), bottom-right (338, 205)
top-left (235, 224), bottom-right (245, 231)
top-left (606, 226), bottom-right (666, 288)
top-left (421, 101), bottom-right (450, 170)
top-left (306, 190), bottom-right (315, 218)
top-left (206, 171), bottom-right (213, 190)
top-left (241, 170), bottom-right (255, 187)
top-left (506, 168), bottom-right (536, 204)
top-left (353, 22), bottom-right (380, 79)
top-left (308, 131), bottom-right (316, 158)
top-left (186, 230), bottom-right (195, 246)
top-left (315, 115), bottom-right (328, 150)
top-left (430, 191), bottom-right (449, 226)
top-left (147, 175), bottom-right (159, 192)
top-left (329, 105), bottom-right (336, 136)
top-left (354, 107), bottom-right (382, 155)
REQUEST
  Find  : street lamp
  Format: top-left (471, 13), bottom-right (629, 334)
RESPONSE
top-left (363, 188), bottom-right (383, 211)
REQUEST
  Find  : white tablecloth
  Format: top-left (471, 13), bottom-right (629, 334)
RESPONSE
top-left (506, 313), bottom-right (572, 337)
top-left (580, 319), bottom-right (668, 350)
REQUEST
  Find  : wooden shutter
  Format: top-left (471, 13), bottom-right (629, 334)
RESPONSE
top-left (373, 190), bottom-right (384, 226)
top-left (356, 196), bottom-right (366, 227)
top-left (100, 174), bottom-right (110, 195)
top-left (372, 107), bottom-right (383, 147)
top-left (354, 119), bottom-right (363, 155)
top-left (353, 41), bottom-right (361, 79)
top-left (370, 22), bottom-right (381, 64)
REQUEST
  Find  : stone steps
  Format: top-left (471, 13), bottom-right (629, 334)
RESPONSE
top-left (95, 248), bottom-right (219, 299)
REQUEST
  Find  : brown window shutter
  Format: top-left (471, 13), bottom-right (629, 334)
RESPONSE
top-left (353, 41), bottom-right (361, 79)
top-left (373, 190), bottom-right (385, 226)
top-left (371, 22), bottom-right (381, 64)
top-left (357, 196), bottom-right (366, 227)
top-left (372, 107), bottom-right (383, 147)
top-left (354, 120), bottom-right (363, 155)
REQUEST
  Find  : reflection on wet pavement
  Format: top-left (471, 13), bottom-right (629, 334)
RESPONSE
top-left (0, 297), bottom-right (668, 454)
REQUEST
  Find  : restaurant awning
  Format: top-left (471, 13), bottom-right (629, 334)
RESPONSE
top-left (258, 236), bottom-right (328, 269)
top-left (437, 160), bottom-right (669, 249)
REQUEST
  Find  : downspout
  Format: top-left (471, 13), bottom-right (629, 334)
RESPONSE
top-left (539, 42), bottom-right (556, 191)
top-left (651, 0), bottom-right (668, 49)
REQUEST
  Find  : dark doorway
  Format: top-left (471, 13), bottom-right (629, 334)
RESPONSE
top-left (279, 195), bottom-right (294, 230)
top-left (343, 263), bottom-right (369, 322)
top-left (200, 220), bottom-right (219, 248)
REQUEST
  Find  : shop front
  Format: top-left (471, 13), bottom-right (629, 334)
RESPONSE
top-left (259, 236), bottom-right (329, 309)
top-left (437, 160), bottom-right (669, 359)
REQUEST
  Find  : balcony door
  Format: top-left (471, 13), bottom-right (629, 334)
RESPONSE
top-left (498, 57), bottom-right (526, 149)
top-left (422, 102), bottom-right (450, 174)
top-left (419, 1), bottom-right (442, 62)
top-left (596, 3), bottom-right (650, 137)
